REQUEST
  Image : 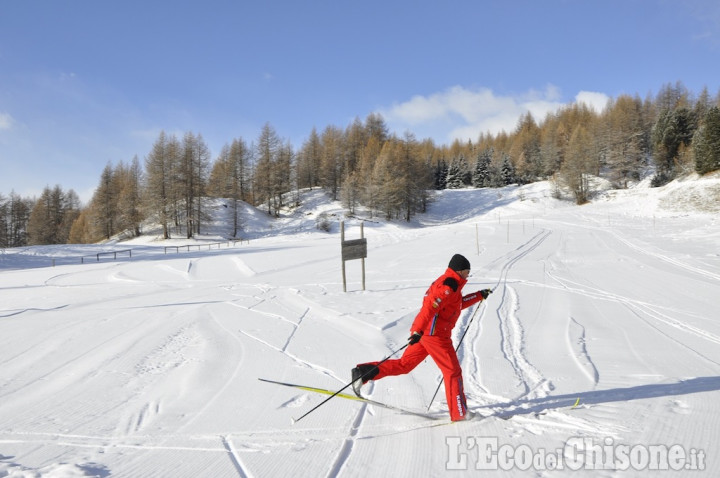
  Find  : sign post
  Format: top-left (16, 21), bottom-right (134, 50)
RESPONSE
top-left (340, 221), bottom-right (367, 292)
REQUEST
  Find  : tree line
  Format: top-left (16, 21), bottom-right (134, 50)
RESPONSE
top-left (2, 82), bottom-right (719, 247)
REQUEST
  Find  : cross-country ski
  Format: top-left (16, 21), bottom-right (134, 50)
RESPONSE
top-left (258, 378), bottom-right (443, 421)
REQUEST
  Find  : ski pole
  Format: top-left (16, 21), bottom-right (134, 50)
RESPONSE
top-left (293, 340), bottom-right (411, 424)
top-left (426, 296), bottom-right (489, 411)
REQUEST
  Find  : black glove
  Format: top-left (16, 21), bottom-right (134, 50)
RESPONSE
top-left (408, 331), bottom-right (423, 345)
top-left (480, 289), bottom-right (492, 299)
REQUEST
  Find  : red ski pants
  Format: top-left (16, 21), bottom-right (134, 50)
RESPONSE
top-left (364, 335), bottom-right (468, 421)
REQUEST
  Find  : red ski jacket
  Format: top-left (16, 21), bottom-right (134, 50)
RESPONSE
top-left (410, 268), bottom-right (484, 339)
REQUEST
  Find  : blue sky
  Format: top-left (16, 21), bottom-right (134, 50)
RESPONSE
top-left (1, 0), bottom-right (719, 203)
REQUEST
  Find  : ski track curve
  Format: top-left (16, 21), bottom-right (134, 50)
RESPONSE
top-left (324, 403), bottom-right (367, 478)
top-left (543, 227), bottom-right (720, 374)
top-left (222, 435), bottom-right (253, 478)
top-left (458, 302), bottom-right (490, 400)
top-left (225, 296), bottom-right (342, 383)
top-left (496, 285), bottom-right (550, 400)
top-left (547, 272), bottom-right (720, 364)
top-left (458, 229), bottom-right (553, 405)
top-left (566, 316), bottom-right (600, 386)
top-left (227, 284), bottom-right (381, 478)
top-left (177, 308), bottom-right (253, 478)
top-left (491, 229), bottom-right (553, 401)
top-left (606, 228), bottom-right (720, 283)
top-left (216, 280), bottom-right (378, 477)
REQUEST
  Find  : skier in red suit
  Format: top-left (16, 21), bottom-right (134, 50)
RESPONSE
top-left (352, 254), bottom-right (492, 421)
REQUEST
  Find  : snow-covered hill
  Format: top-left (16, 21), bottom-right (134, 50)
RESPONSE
top-left (1, 175), bottom-right (719, 477)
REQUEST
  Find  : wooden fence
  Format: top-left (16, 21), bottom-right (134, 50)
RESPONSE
top-left (45, 239), bottom-right (247, 267)
top-left (80, 249), bottom-right (133, 264)
top-left (164, 239), bottom-right (245, 254)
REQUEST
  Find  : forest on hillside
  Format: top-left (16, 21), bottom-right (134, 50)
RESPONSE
top-left (2, 81), bottom-right (719, 247)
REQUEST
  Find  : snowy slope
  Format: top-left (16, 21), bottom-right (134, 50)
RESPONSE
top-left (1, 176), bottom-right (719, 477)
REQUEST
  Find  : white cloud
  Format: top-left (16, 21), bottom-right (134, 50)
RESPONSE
top-left (575, 91), bottom-right (610, 112)
top-left (378, 85), bottom-right (570, 144)
top-left (0, 112), bottom-right (14, 130)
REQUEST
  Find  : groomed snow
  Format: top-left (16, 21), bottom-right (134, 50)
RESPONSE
top-left (1, 175), bottom-right (719, 477)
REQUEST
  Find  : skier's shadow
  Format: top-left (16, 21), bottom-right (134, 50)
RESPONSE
top-left (480, 376), bottom-right (720, 418)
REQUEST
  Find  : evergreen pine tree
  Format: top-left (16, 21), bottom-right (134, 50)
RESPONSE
top-left (0, 193), bottom-right (7, 248)
top-left (445, 156), bottom-right (468, 189)
top-left (652, 107), bottom-right (697, 185)
top-left (434, 159), bottom-right (448, 190)
top-left (694, 106), bottom-right (720, 175)
top-left (500, 154), bottom-right (516, 185)
top-left (472, 148), bottom-right (493, 187)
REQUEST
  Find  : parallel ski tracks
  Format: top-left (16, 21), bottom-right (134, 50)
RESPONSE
top-left (606, 228), bottom-right (720, 283)
top-left (542, 226), bottom-right (720, 372)
top-left (548, 271), bottom-right (720, 355)
top-left (496, 285), bottom-right (550, 400)
top-left (484, 229), bottom-right (554, 401)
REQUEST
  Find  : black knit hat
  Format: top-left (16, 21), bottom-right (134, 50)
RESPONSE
top-left (448, 254), bottom-right (471, 272)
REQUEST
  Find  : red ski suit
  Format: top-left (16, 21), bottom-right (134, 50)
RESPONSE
top-left (364, 268), bottom-right (484, 421)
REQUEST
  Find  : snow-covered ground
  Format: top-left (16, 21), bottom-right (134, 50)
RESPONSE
top-left (1, 175), bottom-right (719, 477)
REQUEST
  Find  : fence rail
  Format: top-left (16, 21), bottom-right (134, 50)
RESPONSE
top-left (43, 239), bottom-right (247, 267)
top-left (164, 239), bottom-right (245, 254)
top-left (80, 249), bottom-right (133, 264)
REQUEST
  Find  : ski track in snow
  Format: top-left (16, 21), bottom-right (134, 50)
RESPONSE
top-left (224, 286), bottom-right (376, 476)
top-left (547, 270), bottom-right (720, 365)
top-left (482, 229), bottom-right (554, 402)
top-left (221, 435), bottom-right (252, 478)
top-left (606, 227), bottom-right (720, 283)
top-left (445, 229), bottom-right (554, 407)
top-left (541, 223), bottom-right (720, 357)
top-left (456, 301), bottom-right (490, 400)
top-left (324, 403), bottom-right (367, 478)
top-left (567, 316), bottom-right (600, 386)
top-left (496, 285), bottom-right (551, 400)
top-left (224, 289), bottom-right (343, 383)
top-left (201, 282), bottom-right (377, 476)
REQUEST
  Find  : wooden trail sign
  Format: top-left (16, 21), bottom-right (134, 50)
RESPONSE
top-left (341, 238), bottom-right (367, 261)
top-left (340, 222), bottom-right (366, 292)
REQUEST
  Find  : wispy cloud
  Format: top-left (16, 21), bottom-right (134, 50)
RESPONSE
top-left (0, 112), bottom-right (14, 130)
top-left (378, 85), bottom-right (610, 144)
top-left (575, 91), bottom-right (611, 112)
top-left (688, 0), bottom-right (720, 46)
